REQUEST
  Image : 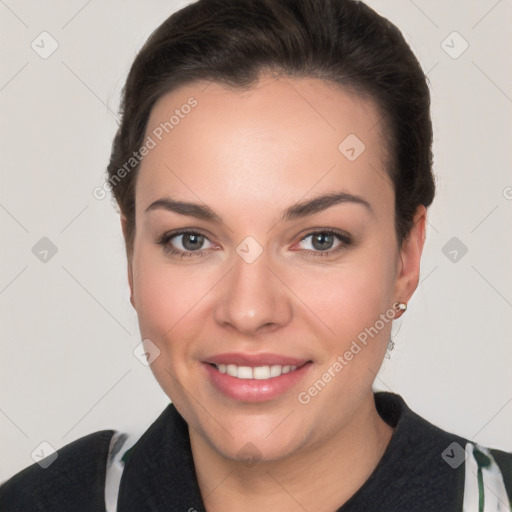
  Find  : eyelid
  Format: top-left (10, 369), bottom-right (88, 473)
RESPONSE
top-left (292, 229), bottom-right (352, 254)
top-left (290, 225), bottom-right (351, 243)
top-left (158, 227), bottom-right (212, 240)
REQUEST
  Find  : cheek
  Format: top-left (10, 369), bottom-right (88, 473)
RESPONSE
top-left (290, 249), bottom-right (397, 342)
top-left (131, 249), bottom-right (214, 354)
top-left (293, 261), bottom-right (397, 404)
top-left (131, 253), bottom-right (216, 401)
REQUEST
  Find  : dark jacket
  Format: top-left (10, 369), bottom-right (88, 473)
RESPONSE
top-left (1, 392), bottom-right (511, 511)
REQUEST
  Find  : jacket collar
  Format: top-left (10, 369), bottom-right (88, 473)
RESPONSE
top-left (117, 392), bottom-right (464, 511)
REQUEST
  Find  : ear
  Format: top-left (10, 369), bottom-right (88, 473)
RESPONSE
top-left (394, 205), bottom-right (427, 308)
top-left (120, 214), bottom-right (136, 310)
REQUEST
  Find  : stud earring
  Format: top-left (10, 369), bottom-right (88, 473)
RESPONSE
top-left (394, 302), bottom-right (407, 313)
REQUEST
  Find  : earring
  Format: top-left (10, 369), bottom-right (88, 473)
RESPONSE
top-left (385, 337), bottom-right (395, 359)
top-left (394, 302), bottom-right (407, 313)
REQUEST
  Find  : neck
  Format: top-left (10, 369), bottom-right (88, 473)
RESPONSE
top-left (189, 391), bottom-right (394, 512)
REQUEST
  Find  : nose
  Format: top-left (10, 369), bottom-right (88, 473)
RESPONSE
top-left (213, 249), bottom-right (293, 336)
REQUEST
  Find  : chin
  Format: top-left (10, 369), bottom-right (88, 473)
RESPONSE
top-left (221, 432), bottom-right (305, 466)
top-left (208, 409), bottom-right (312, 461)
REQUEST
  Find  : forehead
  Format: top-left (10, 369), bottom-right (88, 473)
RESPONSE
top-left (137, 75), bottom-right (392, 215)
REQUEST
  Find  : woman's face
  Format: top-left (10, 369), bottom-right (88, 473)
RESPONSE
top-left (125, 75), bottom-right (425, 462)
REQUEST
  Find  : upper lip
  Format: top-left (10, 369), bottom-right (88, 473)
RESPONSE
top-left (205, 352), bottom-right (311, 367)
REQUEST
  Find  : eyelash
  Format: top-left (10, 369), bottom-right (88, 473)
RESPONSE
top-left (156, 228), bottom-right (353, 259)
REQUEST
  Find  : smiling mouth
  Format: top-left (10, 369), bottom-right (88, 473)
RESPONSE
top-left (208, 362), bottom-right (310, 380)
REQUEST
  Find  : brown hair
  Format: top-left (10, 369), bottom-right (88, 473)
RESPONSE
top-left (107, 0), bottom-right (435, 255)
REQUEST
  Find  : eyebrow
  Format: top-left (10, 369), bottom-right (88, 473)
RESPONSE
top-left (144, 191), bottom-right (372, 223)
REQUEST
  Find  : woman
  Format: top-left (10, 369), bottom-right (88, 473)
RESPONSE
top-left (1, 0), bottom-right (510, 510)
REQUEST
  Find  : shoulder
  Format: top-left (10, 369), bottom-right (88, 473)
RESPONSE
top-left (373, 392), bottom-right (512, 510)
top-left (0, 429), bottom-right (115, 512)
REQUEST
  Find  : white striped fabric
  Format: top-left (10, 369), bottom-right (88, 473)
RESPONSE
top-left (463, 442), bottom-right (510, 512)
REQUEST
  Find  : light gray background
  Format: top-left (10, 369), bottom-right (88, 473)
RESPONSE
top-left (1, 0), bottom-right (511, 482)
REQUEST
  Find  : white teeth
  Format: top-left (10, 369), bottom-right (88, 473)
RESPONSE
top-left (226, 364), bottom-right (238, 377)
top-left (270, 365), bottom-right (282, 377)
top-left (215, 363), bottom-right (299, 379)
top-left (253, 366), bottom-right (270, 379)
top-left (237, 366), bottom-right (253, 379)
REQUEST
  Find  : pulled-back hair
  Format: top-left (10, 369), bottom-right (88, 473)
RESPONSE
top-left (107, 0), bottom-right (435, 255)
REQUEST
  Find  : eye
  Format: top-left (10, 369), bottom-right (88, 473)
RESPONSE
top-left (296, 230), bottom-right (352, 257)
top-left (157, 229), bottom-right (217, 258)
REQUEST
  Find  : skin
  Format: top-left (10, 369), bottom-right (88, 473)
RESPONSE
top-left (122, 75), bottom-right (426, 511)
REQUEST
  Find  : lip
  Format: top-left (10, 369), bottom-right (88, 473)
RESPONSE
top-left (205, 352), bottom-right (310, 367)
top-left (202, 356), bottom-right (313, 403)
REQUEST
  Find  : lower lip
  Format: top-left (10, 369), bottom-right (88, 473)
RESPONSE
top-left (203, 362), bottom-right (313, 402)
